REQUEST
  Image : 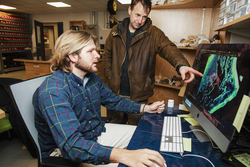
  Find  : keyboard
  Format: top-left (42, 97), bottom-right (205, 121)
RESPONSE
top-left (160, 116), bottom-right (184, 154)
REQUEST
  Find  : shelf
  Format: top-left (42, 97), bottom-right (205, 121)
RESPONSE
top-left (0, 11), bottom-right (32, 73)
top-left (215, 13), bottom-right (250, 31)
top-left (0, 40), bottom-right (31, 42)
top-left (0, 29), bottom-right (29, 33)
top-left (13, 59), bottom-right (51, 64)
top-left (0, 23), bottom-right (29, 28)
top-left (152, 0), bottom-right (221, 9)
top-left (0, 17), bottom-right (28, 22)
top-left (1, 35), bottom-right (30, 38)
top-left (1, 50), bottom-right (31, 53)
top-left (155, 82), bottom-right (181, 90)
top-left (177, 47), bottom-right (197, 50)
top-left (69, 20), bottom-right (86, 30)
top-left (1, 45), bottom-right (31, 47)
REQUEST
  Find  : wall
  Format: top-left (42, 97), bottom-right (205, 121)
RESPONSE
top-left (151, 8), bottom-right (217, 43)
top-left (31, 11), bottom-right (129, 53)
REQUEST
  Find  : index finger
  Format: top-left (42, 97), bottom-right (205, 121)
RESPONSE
top-left (191, 68), bottom-right (204, 77)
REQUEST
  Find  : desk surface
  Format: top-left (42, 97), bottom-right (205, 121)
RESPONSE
top-left (118, 106), bottom-right (231, 167)
top-left (0, 109), bottom-right (6, 119)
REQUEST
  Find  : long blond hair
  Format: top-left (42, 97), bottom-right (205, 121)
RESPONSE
top-left (50, 30), bottom-right (97, 73)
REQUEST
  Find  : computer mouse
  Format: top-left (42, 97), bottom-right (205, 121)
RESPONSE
top-left (154, 162), bottom-right (167, 167)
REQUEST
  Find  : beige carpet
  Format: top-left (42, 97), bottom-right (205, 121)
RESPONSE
top-left (0, 70), bottom-right (27, 80)
top-left (0, 139), bottom-right (37, 167)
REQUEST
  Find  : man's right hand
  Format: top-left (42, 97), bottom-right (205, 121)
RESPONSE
top-left (110, 148), bottom-right (166, 167)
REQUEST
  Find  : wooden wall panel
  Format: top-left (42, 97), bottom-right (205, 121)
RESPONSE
top-left (151, 8), bottom-right (213, 43)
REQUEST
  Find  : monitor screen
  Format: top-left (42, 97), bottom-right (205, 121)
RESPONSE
top-left (182, 44), bottom-right (250, 153)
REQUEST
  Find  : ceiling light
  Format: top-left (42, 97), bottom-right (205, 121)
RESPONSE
top-left (117, 0), bottom-right (131, 4)
top-left (0, 5), bottom-right (16, 9)
top-left (47, 2), bottom-right (71, 7)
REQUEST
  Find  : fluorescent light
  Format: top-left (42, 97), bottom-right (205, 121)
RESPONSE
top-left (47, 2), bottom-right (71, 7)
top-left (117, 0), bottom-right (131, 4)
top-left (0, 5), bottom-right (16, 9)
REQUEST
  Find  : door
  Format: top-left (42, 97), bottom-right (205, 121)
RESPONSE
top-left (34, 20), bottom-right (45, 60)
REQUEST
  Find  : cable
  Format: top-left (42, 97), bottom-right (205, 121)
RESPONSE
top-left (182, 129), bottom-right (219, 149)
top-left (181, 154), bottom-right (215, 167)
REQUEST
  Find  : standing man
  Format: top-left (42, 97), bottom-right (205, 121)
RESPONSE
top-left (33, 30), bottom-right (166, 167)
top-left (103, 0), bottom-right (203, 125)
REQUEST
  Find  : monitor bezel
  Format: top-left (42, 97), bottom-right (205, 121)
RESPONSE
top-left (181, 43), bottom-right (250, 153)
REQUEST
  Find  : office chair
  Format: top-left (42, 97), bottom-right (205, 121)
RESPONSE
top-left (9, 75), bottom-right (81, 167)
top-left (0, 78), bottom-right (23, 140)
top-left (0, 77), bottom-right (39, 157)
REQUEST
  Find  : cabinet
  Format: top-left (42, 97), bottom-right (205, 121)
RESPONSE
top-left (214, 13), bottom-right (250, 43)
top-left (0, 11), bottom-right (32, 73)
top-left (152, 0), bottom-right (221, 9)
top-left (69, 20), bottom-right (86, 30)
top-left (14, 59), bottom-right (52, 79)
top-left (148, 0), bottom-right (220, 104)
top-left (13, 49), bottom-right (106, 80)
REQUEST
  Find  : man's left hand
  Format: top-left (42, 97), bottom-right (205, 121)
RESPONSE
top-left (179, 66), bottom-right (204, 83)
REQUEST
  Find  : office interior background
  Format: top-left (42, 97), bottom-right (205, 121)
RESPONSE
top-left (0, 0), bottom-right (250, 166)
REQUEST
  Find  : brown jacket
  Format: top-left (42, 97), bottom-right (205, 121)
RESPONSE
top-left (103, 18), bottom-right (190, 102)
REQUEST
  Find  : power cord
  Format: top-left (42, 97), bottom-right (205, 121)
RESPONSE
top-left (180, 129), bottom-right (217, 167)
top-left (180, 154), bottom-right (215, 167)
top-left (182, 129), bottom-right (219, 149)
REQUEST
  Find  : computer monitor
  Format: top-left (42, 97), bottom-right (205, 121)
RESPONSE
top-left (182, 44), bottom-right (250, 153)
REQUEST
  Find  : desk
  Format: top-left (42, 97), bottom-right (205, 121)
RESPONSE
top-left (118, 106), bottom-right (231, 167)
top-left (0, 109), bottom-right (5, 119)
top-left (13, 59), bottom-right (52, 79)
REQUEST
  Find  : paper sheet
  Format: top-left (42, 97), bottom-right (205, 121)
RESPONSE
top-left (184, 117), bottom-right (200, 126)
top-left (177, 113), bottom-right (193, 118)
top-left (233, 153), bottom-right (250, 167)
top-left (179, 104), bottom-right (189, 112)
top-left (183, 137), bottom-right (192, 152)
top-left (233, 95), bottom-right (250, 133)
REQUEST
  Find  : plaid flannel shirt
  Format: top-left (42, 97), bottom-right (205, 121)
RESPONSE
top-left (33, 70), bottom-right (141, 164)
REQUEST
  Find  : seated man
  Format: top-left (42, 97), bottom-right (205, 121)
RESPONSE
top-left (33, 30), bottom-right (166, 167)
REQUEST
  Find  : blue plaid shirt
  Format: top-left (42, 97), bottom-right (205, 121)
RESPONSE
top-left (33, 70), bottom-right (141, 164)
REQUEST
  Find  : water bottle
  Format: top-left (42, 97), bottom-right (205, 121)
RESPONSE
top-left (168, 99), bottom-right (174, 114)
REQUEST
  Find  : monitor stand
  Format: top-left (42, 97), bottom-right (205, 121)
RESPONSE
top-left (189, 125), bottom-right (210, 142)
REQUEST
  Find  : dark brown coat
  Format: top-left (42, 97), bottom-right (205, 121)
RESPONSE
top-left (103, 18), bottom-right (190, 102)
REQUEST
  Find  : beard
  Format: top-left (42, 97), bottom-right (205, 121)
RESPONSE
top-left (75, 57), bottom-right (98, 74)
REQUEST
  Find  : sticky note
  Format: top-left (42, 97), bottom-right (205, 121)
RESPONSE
top-left (233, 95), bottom-right (250, 133)
top-left (184, 117), bottom-right (200, 126)
top-left (233, 153), bottom-right (250, 167)
top-left (179, 104), bottom-right (189, 112)
top-left (183, 137), bottom-right (192, 152)
top-left (177, 113), bottom-right (194, 118)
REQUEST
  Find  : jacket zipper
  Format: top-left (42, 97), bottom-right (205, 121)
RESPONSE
top-left (128, 30), bottom-right (148, 99)
top-left (115, 30), bottom-right (147, 98)
top-left (117, 34), bottom-right (126, 95)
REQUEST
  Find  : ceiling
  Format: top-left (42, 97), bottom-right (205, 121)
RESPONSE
top-left (0, 0), bottom-right (130, 14)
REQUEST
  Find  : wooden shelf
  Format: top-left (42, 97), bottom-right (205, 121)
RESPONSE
top-left (215, 13), bottom-right (250, 31)
top-left (14, 59), bottom-right (51, 64)
top-left (69, 20), bottom-right (86, 30)
top-left (152, 0), bottom-right (220, 9)
top-left (177, 47), bottom-right (197, 50)
top-left (155, 82), bottom-right (181, 90)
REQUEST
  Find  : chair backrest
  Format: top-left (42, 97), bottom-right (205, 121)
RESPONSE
top-left (9, 75), bottom-right (50, 163)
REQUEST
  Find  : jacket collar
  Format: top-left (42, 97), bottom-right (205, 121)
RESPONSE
top-left (113, 17), bottom-right (152, 36)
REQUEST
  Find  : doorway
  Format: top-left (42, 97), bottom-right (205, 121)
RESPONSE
top-left (34, 21), bottom-right (62, 60)
top-left (43, 24), bottom-right (57, 60)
